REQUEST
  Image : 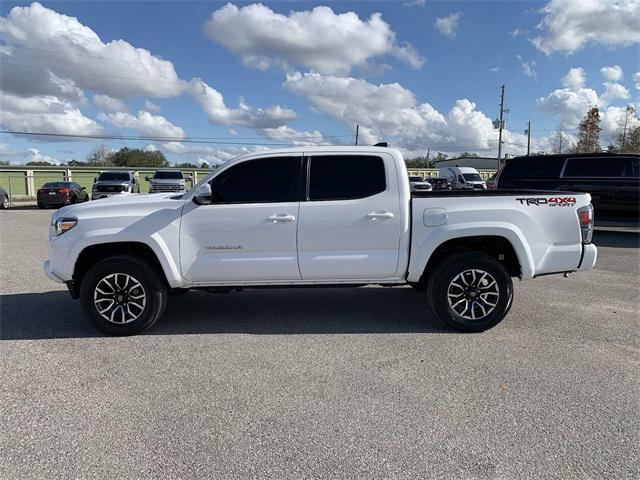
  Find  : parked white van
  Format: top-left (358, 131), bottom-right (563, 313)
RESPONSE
top-left (439, 167), bottom-right (487, 190)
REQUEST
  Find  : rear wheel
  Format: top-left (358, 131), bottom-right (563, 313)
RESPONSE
top-left (427, 252), bottom-right (513, 332)
top-left (79, 255), bottom-right (168, 335)
top-left (1, 194), bottom-right (8, 209)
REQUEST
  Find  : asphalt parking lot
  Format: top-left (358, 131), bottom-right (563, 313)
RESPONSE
top-left (1, 209), bottom-right (638, 479)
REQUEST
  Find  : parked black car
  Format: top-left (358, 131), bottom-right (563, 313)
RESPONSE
top-left (426, 177), bottom-right (452, 191)
top-left (496, 153), bottom-right (639, 221)
top-left (37, 181), bottom-right (89, 208)
top-left (0, 186), bottom-right (8, 209)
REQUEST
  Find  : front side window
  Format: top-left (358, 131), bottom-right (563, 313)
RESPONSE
top-left (210, 156), bottom-right (301, 203)
top-left (309, 155), bottom-right (386, 201)
top-left (563, 157), bottom-right (639, 178)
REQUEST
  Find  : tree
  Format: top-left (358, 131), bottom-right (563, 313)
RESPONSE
top-left (175, 162), bottom-right (199, 168)
top-left (110, 148), bottom-right (169, 168)
top-left (608, 106), bottom-right (640, 153)
top-left (86, 144), bottom-right (113, 166)
top-left (574, 107), bottom-right (601, 153)
top-left (0, 160), bottom-right (9, 166)
top-left (67, 159), bottom-right (85, 166)
top-left (26, 160), bottom-right (54, 166)
top-left (458, 152), bottom-right (479, 158)
top-left (549, 124), bottom-right (567, 154)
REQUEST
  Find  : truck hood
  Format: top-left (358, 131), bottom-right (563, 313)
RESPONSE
top-left (58, 192), bottom-right (183, 219)
top-left (94, 181), bottom-right (132, 186)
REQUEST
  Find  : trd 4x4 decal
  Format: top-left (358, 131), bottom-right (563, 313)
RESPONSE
top-left (516, 197), bottom-right (577, 207)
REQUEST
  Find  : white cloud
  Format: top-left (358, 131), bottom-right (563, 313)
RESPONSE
top-left (600, 65), bottom-right (623, 82)
top-left (161, 142), bottom-right (266, 166)
top-left (0, 2), bottom-right (185, 99)
top-left (533, 0), bottom-right (640, 54)
top-left (203, 3), bottom-right (424, 74)
top-left (284, 72), bottom-right (527, 155)
top-left (602, 82), bottom-right (630, 103)
top-left (99, 110), bottom-right (186, 138)
top-left (259, 125), bottom-right (327, 146)
top-left (562, 67), bottom-right (586, 89)
top-left (0, 92), bottom-right (103, 138)
top-left (144, 143), bottom-right (158, 152)
top-left (538, 87), bottom-right (600, 127)
top-left (517, 55), bottom-right (537, 80)
top-left (188, 78), bottom-right (296, 128)
top-left (0, 143), bottom-right (62, 165)
top-left (403, 0), bottom-right (426, 7)
top-left (93, 94), bottom-right (128, 113)
top-left (634, 72), bottom-right (640, 90)
top-left (435, 13), bottom-right (462, 39)
top-left (143, 100), bottom-right (161, 114)
top-left (490, 66), bottom-right (500, 72)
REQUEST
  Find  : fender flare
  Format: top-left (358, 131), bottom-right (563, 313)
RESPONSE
top-left (65, 230), bottom-right (184, 288)
top-left (407, 222), bottom-right (536, 282)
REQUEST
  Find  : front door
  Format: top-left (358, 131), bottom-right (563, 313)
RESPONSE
top-left (180, 155), bottom-right (303, 283)
top-left (297, 153), bottom-right (403, 280)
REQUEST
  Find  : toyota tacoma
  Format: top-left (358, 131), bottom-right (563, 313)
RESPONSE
top-left (44, 147), bottom-right (597, 335)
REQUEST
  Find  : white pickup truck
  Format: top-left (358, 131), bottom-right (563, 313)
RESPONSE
top-left (44, 146), bottom-right (597, 335)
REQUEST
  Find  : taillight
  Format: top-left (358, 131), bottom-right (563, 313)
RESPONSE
top-left (577, 205), bottom-right (593, 244)
top-left (37, 188), bottom-right (46, 194)
top-left (58, 188), bottom-right (71, 195)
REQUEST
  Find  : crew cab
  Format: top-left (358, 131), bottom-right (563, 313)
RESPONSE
top-left (44, 147), bottom-right (597, 335)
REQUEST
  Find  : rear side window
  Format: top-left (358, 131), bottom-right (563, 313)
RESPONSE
top-left (563, 157), bottom-right (639, 178)
top-left (210, 156), bottom-right (301, 203)
top-left (500, 157), bottom-right (564, 180)
top-left (309, 155), bottom-right (386, 201)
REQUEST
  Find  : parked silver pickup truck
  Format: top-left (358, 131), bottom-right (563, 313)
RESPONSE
top-left (146, 170), bottom-right (190, 193)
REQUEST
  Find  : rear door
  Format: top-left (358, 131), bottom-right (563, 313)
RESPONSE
top-left (180, 155), bottom-right (303, 283)
top-left (297, 153), bottom-right (403, 280)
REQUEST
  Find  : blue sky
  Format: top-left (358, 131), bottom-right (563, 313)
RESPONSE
top-left (0, 0), bottom-right (638, 165)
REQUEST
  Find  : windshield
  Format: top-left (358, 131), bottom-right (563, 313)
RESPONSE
top-left (154, 171), bottom-right (183, 179)
top-left (43, 182), bottom-right (72, 188)
top-left (462, 173), bottom-right (483, 182)
top-left (98, 172), bottom-right (130, 181)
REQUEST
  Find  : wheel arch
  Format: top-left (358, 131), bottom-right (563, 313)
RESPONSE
top-left (73, 241), bottom-right (177, 291)
top-left (410, 228), bottom-right (535, 285)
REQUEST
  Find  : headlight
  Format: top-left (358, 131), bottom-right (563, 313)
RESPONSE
top-left (54, 217), bottom-right (78, 235)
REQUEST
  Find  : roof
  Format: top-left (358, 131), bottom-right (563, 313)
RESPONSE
top-left (233, 145), bottom-right (401, 161)
top-left (508, 152), bottom-right (639, 161)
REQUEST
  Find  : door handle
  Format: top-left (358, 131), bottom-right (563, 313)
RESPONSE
top-left (366, 212), bottom-right (395, 219)
top-left (268, 214), bottom-right (296, 223)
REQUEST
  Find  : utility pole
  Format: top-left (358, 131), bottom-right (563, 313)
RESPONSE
top-left (355, 124), bottom-right (359, 146)
top-left (496, 85), bottom-right (506, 169)
top-left (525, 119), bottom-right (531, 156)
top-left (621, 105), bottom-right (633, 151)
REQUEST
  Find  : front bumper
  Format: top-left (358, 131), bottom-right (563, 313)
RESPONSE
top-left (577, 244), bottom-right (597, 271)
top-left (43, 260), bottom-right (65, 283)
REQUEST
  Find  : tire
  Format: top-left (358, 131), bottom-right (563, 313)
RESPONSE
top-left (37, 203), bottom-right (45, 209)
top-left (79, 255), bottom-right (168, 335)
top-left (426, 252), bottom-right (513, 332)
top-left (1, 194), bottom-right (8, 209)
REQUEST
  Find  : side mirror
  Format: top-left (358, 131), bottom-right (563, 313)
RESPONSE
top-left (192, 183), bottom-right (212, 205)
top-left (93, 177), bottom-right (97, 183)
top-left (81, 186), bottom-right (86, 191)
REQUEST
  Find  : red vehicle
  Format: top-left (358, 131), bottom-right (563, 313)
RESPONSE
top-left (37, 181), bottom-right (89, 209)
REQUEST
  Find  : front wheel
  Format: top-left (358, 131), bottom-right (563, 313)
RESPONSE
top-left (79, 256), bottom-right (168, 335)
top-left (427, 252), bottom-right (513, 332)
